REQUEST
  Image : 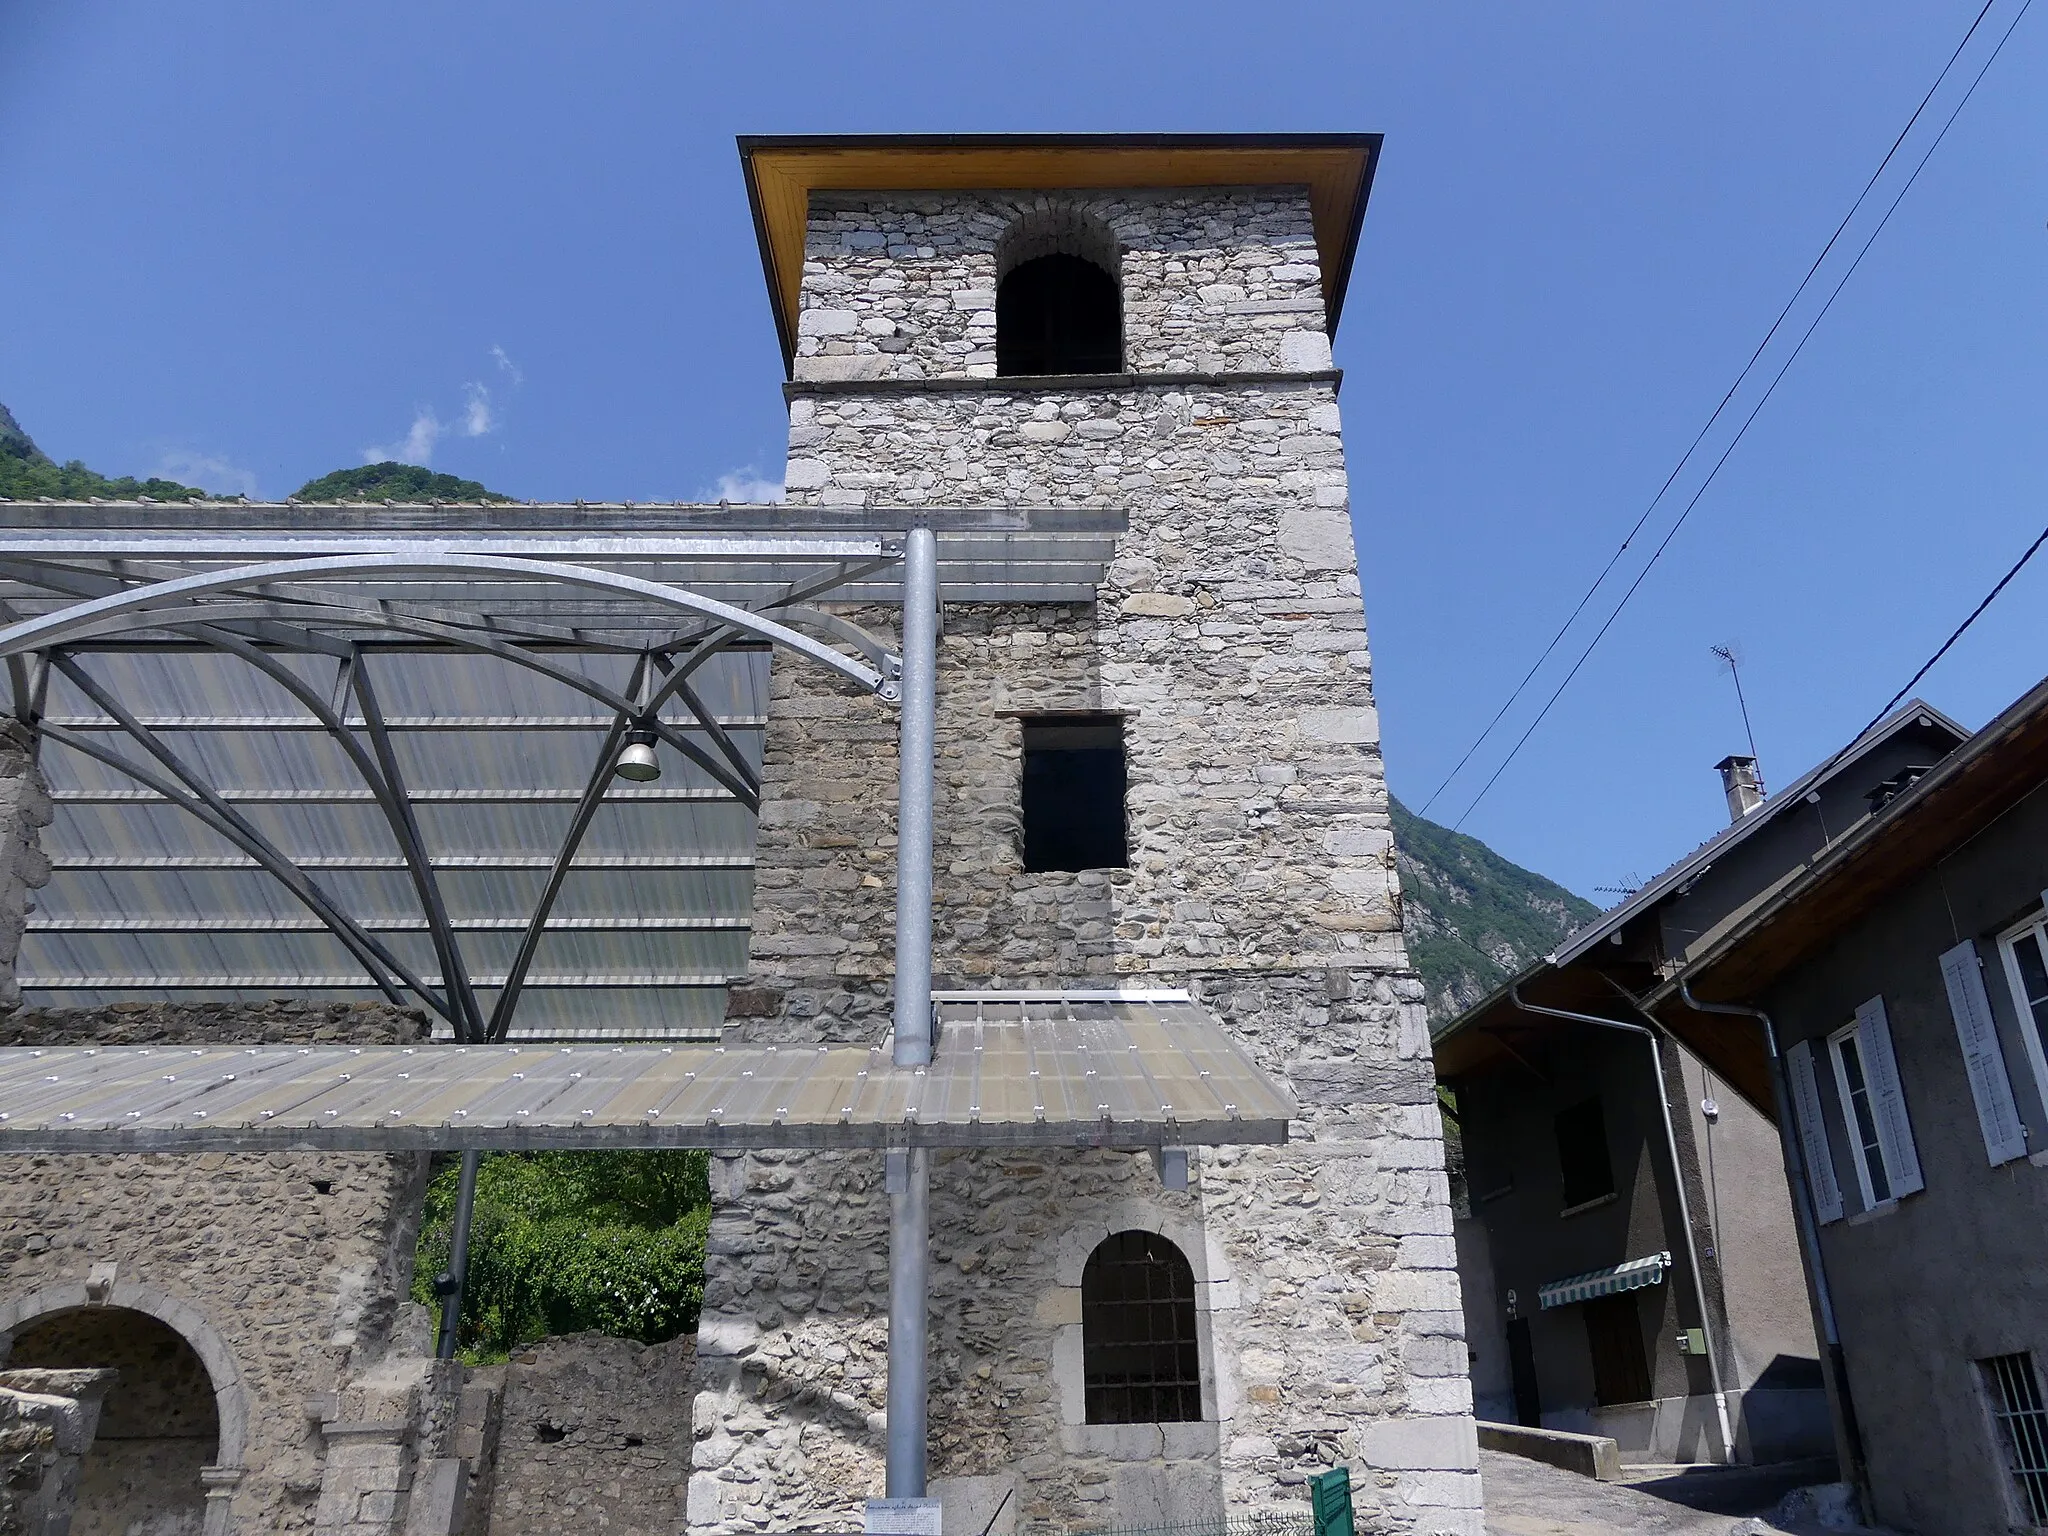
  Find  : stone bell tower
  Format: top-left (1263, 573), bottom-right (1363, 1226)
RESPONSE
top-left (688, 136), bottom-right (1481, 1536)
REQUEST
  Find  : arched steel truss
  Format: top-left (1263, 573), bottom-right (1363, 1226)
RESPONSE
top-left (0, 545), bottom-right (908, 1045)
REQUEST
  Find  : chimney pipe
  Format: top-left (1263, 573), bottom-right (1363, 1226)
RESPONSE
top-left (1714, 755), bottom-right (1764, 822)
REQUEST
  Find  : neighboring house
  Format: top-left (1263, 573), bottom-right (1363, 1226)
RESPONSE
top-left (1664, 673), bottom-right (2048, 1536)
top-left (1432, 701), bottom-right (1969, 1467)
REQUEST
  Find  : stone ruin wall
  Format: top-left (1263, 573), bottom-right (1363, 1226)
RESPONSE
top-left (690, 189), bottom-right (1480, 1536)
top-left (476, 1332), bottom-right (695, 1536)
top-left (0, 999), bottom-right (438, 1535)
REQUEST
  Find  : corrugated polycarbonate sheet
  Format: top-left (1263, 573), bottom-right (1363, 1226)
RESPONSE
top-left (0, 995), bottom-right (1293, 1151)
top-left (20, 646), bottom-right (770, 1037)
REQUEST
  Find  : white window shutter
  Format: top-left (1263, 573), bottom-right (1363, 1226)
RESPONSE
top-left (1939, 940), bottom-right (2028, 1166)
top-left (1855, 995), bottom-right (1925, 1196)
top-left (1786, 1039), bottom-right (1845, 1223)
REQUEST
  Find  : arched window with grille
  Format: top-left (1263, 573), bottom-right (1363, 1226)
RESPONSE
top-left (1081, 1228), bottom-right (1203, 1423)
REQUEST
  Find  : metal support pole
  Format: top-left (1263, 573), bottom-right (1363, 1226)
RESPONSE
top-left (436, 1149), bottom-right (482, 1360)
top-left (885, 1146), bottom-right (930, 1498)
top-left (883, 522), bottom-right (937, 1506)
top-left (892, 522), bottom-right (938, 1070)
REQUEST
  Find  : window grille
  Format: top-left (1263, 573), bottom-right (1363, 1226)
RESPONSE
top-left (1982, 1352), bottom-right (2048, 1526)
top-left (1082, 1229), bottom-right (1202, 1424)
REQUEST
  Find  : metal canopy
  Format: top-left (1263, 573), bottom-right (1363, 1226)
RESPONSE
top-left (0, 501), bottom-right (1122, 1040)
top-left (0, 993), bottom-right (1294, 1152)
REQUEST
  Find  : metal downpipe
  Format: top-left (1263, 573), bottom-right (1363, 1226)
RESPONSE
top-left (1509, 984), bottom-right (1737, 1463)
top-left (885, 522), bottom-right (938, 1499)
top-left (436, 1148), bottom-right (482, 1360)
top-left (1677, 980), bottom-right (1864, 1491)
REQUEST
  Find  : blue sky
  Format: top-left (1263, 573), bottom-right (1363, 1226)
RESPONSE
top-left (4, 2), bottom-right (2044, 902)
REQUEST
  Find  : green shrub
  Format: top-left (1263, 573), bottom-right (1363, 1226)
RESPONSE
top-left (412, 1149), bottom-right (711, 1360)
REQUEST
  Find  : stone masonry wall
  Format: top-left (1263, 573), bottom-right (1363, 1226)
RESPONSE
top-left (0, 1001), bottom-right (435, 1535)
top-left (790, 190), bottom-right (1333, 384)
top-left (480, 1332), bottom-right (694, 1536)
top-left (692, 188), bottom-right (1478, 1536)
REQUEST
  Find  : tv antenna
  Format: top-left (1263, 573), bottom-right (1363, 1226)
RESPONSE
top-left (1711, 643), bottom-right (1762, 790)
top-left (1595, 872), bottom-right (1648, 901)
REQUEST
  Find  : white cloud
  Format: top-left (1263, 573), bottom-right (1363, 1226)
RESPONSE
top-left (364, 409), bottom-right (444, 467)
top-left (460, 383), bottom-right (494, 438)
top-left (364, 350), bottom-right (520, 466)
top-left (155, 449), bottom-right (258, 498)
top-left (707, 467), bottom-right (786, 504)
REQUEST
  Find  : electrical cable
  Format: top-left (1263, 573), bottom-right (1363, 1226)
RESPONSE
top-left (1443, 0), bottom-right (2034, 831)
top-left (1809, 515), bottom-right (2048, 793)
top-left (1414, 0), bottom-right (2010, 820)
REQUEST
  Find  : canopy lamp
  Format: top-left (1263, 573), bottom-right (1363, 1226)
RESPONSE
top-left (614, 725), bottom-right (661, 783)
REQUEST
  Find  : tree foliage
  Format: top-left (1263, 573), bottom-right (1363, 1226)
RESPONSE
top-left (412, 1150), bottom-right (711, 1360)
top-left (294, 462), bottom-right (514, 502)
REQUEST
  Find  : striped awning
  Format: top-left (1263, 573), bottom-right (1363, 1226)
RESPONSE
top-left (1538, 1251), bottom-right (1673, 1310)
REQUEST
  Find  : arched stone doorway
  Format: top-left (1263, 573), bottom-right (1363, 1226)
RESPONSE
top-left (4, 1305), bottom-right (221, 1535)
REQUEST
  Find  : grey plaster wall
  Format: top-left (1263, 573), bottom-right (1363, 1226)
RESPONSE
top-left (1758, 778), bottom-right (2048, 1535)
top-left (692, 186), bottom-right (1476, 1536)
top-left (1456, 1030), bottom-right (1692, 1407)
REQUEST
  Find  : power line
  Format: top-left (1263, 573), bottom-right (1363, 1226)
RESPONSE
top-left (1814, 516), bottom-right (2048, 792)
top-left (1443, 0), bottom-right (2034, 832)
top-left (1414, 0), bottom-right (2011, 821)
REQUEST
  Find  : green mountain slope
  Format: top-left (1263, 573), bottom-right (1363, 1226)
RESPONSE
top-left (1391, 794), bottom-right (1600, 1023)
top-left (0, 403), bottom-right (208, 501)
top-left (295, 463), bottom-right (514, 502)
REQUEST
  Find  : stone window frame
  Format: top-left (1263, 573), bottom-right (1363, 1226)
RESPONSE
top-left (0, 1276), bottom-right (249, 1532)
top-left (1049, 1199), bottom-right (1235, 1460)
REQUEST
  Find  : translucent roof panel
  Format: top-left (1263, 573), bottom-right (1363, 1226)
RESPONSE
top-left (0, 993), bottom-right (1295, 1150)
top-left (0, 502), bottom-right (1121, 1043)
top-left (20, 645), bottom-right (769, 1039)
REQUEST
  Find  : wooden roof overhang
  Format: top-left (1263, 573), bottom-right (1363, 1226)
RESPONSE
top-left (739, 133), bottom-right (1384, 374)
top-left (1432, 955), bottom-right (1779, 1122)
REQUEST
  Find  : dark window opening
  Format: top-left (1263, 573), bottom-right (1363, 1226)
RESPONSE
top-left (1021, 715), bottom-right (1128, 872)
top-left (1583, 1292), bottom-right (1653, 1406)
top-left (1554, 1097), bottom-right (1616, 1209)
top-left (997, 253), bottom-right (1122, 376)
top-left (1082, 1229), bottom-right (1202, 1424)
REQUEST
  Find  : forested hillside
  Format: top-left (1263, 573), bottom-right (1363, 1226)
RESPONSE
top-left (1391, 794), bottom-right (1601, 1023)
top-left (0, 403), bottom-right (208, 501)
top-left (0, 402), bottom-right (516, 505)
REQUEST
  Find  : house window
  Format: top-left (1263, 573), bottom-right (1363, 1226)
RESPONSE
top-left (1998, 916), bottom-right (2048, 1113)
top-left (1828, 1021), bottom-right (1894, 1206)
top-left (997, 253), bottom-right (1122, 376)
top-left (1020, 715), bottom-right (1128, 872)
top-left (1553, 1097), bottom-right (1616, 1210)
top-left (1981, 1352), bottom-right (2048, 1525)
top-left (1081, 1230), bottom-right (1202, 1424)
